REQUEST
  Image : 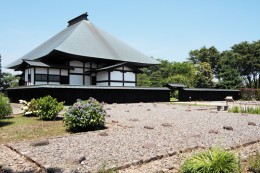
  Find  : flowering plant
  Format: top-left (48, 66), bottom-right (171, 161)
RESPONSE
top-left (63, 97), bottom-right (106, 132)
top-left (19, 99), bottom-right (38, 116)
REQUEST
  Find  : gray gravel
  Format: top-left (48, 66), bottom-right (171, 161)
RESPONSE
top-left (7, 103), bottom-right (260, 172)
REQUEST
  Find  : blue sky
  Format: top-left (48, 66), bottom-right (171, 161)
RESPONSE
top-left (1, 0), bottom-right (260, 72)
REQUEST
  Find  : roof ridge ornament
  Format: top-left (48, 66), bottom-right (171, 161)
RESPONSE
top-left (68, 12), bottom-right (88, 27)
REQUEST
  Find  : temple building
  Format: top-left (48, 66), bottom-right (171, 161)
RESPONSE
top-left (7, 13), bottom-right (158, 87)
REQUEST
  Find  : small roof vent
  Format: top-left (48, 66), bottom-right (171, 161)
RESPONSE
top-left (68, 12), bottom-right (88, 27)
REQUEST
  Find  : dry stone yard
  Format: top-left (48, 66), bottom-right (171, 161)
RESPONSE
top-left (1, 102), bottom-right (260, 173)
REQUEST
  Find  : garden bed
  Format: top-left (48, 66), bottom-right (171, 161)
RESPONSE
top-left (2, 103), bottom-right (260, 172)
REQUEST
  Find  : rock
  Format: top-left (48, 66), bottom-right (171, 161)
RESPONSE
top-left (129, 118), bottom-right (139, 122)
top-left (161, 123), bottom-right (172, 127)
top-left (1, 165), bottom-right (13, 172)
top-left (125, 110), bottom-right (130, 112)
top-left (144, 125), bottom-right (155, 129)
top-left (106, 108), bottom-right (111, 110)
top-left (223, 126), bottom-right (233, 130)
top-left (98, 132), bottom-right (108, 136)
top-left (186, 109), bottom-right (191, 112)
top-left (209, 129), bottom-right (219, 134)
top-left (147, 109), bottom-right (151, 111)
top-left (210, 111), bottom-right (218, 113)
top-left (112, 120), bottom-right (118, 123)
top-left (248, 122), bottom-right (257, 126)
top-left (142, 141), bottom-right (156, 149)
top-left (30, 139), bottom-right (49, 147)
top-left (65, 155), bottom-right (86, 165)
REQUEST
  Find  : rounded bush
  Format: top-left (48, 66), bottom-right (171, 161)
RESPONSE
top-left (181, 147), bottom-right (240, 173)
top-left (36, 95), bottom-right (64, 120)
top-left (63, 98), bottom-right (106, 132)
top-left (0, 93), bottom-right (12, 118)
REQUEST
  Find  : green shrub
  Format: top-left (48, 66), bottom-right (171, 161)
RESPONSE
top-left (181, 147), bottom-right (240, 173)
top-left (36, 95), bottom-right (64, 120)
top-left (63, 98), bottom-right (106, 132)
top-left (19, 99), bottom-right (38, 116)
top-left (249, 151), bottom-right (260, 172)
top-left (0, 93), bottom-right (12, 118)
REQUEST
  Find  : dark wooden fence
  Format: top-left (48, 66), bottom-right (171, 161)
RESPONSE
top-left (6, 85), bottom-right (170, 105)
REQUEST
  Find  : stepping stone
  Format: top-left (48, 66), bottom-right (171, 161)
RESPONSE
top-left (248, 122), bottom-right (257, 126)
top-left (223, 126), bottom-right (233, 131)
top-left (98, 132), bottom-right (108, 136)
top-left (161, 123), bottom-right (172, 127)
top-left (142, 141), bottom-right (156, 149)
top-left (112, 120), bottom-right (118, 123)
top-left (129, 118), bottom-right (139, 122)
top-left (30, 139), bottom-right (49, 147)
top-left (209, 129), bottom-right (219, 134)
top-left (65, 155), bottom-right (86, 165)
top-left (144, 125), bottom-right (155, 129)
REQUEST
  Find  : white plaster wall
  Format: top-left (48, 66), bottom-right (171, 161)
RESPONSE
top-left (85, 62), bottom-right (90, 68)
top-left (49, 68), bottom-right (59, 75)
top-left (85, 76), bottom-right (91, 85)
top-left (124, 83), bottom-right (136, 87)
top-left (111, 71), bottom-right (123, 80)
top-left (70, 60), bottom-right (83, 67)
top-left (70, 68), bottom-right (83, 73)
top-left (35, 67), bottom-right (47, 74)
top-left (110, 82), bottom-right (123, 86)
top-left (25, 69), bottom-right (28, 83)
top-left (70, 75), bottom-right (83, 85)
top-left (31, 68), bottom-right (34, 85)
top-left (97, 71), bottom-right (108, 81)
top-left (35, 81), bottom-right (48, 85)
top-left (124, 72), bottom-right (135, 81)
top-left (61, 69), bottom-right (68, 76)
top-left (97, 82), bottom-right (109, 86)
top-left (124, 66), bottom-right (132, 71)
top-left (116, 67), bottom-right (123, 70)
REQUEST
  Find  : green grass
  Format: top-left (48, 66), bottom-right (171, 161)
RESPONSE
top-left (0, 114), bottom-right (69, 144)
top-left (229, 106), bottom-right (260, 115)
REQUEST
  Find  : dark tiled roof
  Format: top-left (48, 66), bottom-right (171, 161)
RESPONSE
top-left (7, 16), bottom-right (158, 69)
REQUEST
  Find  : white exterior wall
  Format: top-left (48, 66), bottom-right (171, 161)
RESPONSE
top-left (97, 82), bottom-right (109, 86)
top-left (35, 67), bottom-right (47, 74)
top-left (97, 71), bottom-right (108, 81)
top-left (124, 72), bottom-right (135, 81)
top-left (124, 83), bottom-right (136, 87)
top-left (70, 75), bottom-right (83, 85)
top-left (124, 66), bottom-right (132, 71)
top-left (25, 69), bottom-right (29, 83)
top-left (84, 76), bottom-right (91, 85)
top-left (31, 68), bottom-right (34, 85)
top-left (61, 69), bottom-right (68, 76)
top-left (49, 68), bottom-right (59, 75)
top-left (49, 82), bottom-right (60, 85)
top-left (85, 62), bottom-right (90, 68)
top-left (70, 68), bottom-right (83, 73)
top-left (110, 82), bottom-right (123, 86)
top-left (70, 61), bottom-right (83, 67)
top-left (111, 71), bottom-right (123, 80)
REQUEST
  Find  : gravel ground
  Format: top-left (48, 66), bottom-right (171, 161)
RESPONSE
top-left (4, 103), bottom-right (260, 172)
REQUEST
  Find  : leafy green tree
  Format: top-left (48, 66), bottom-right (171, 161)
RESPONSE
top-left (188, 46), bottom-right (220, 76)
top-left (217, 51), bottom-right (243, 89)
top-left (0, 72), bottom-right (19, 90)
top-left (137, 60), bottom-right (196, 87)
top-left (194, 62), bottom-right (215, 88)
top-left (231, 41), bottom-right (260, 88)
